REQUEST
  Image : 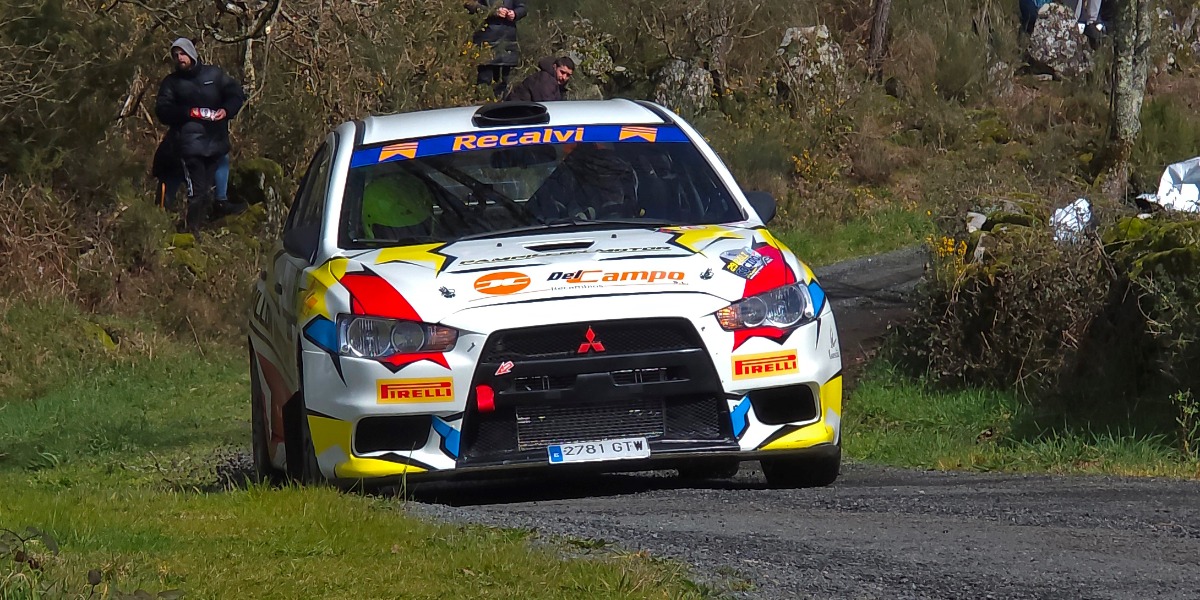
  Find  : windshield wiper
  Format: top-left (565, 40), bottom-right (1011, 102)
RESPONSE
top-left (351, 235), bottom-right (446, 246)
top-left (585, 218), bottom-right (676, 227)
top-left (455, 218), bottom-right (673, 242)
top-left (456, 219), bottom-right (585, 241)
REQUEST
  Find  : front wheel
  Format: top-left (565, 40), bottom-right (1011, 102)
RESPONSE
top-left (760, 446), bottom-right (841, 488)
top-left (283, 391), bottom-right (323, 485)
top-left (249, 344), bottom-right (280, 484)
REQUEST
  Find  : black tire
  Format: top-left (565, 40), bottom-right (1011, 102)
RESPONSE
top-left (761, 446), bottom-right (841, 488)
top-left (677, 459), bottom-right (741, 480)
top-left (283, 390), bottom-right (323, 485)
top-left (249, 343), bottom-right (281, 484)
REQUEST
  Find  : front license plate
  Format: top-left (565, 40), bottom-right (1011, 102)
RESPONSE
top-left (547, 437), bottom-right (651, 464)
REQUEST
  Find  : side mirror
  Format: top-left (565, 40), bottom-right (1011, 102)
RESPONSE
top-left (283, 223), bottom-right (321, 263)
top-left (745, 191), bottom-right (777, 225)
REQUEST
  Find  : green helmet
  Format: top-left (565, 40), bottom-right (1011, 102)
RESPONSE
top-left (361, 173), bottom-right (433, 237)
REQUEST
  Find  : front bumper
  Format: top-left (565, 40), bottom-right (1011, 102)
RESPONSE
top-left (304, 315), bottom-right (842, 483)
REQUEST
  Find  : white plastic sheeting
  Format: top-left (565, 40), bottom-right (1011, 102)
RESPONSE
top-left (1144, 157), bottom-right (1200, 213)
top-left (1051, 198), bottom-right (1092, 242)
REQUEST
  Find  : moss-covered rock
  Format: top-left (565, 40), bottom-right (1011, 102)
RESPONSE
top-left (983, 211), bottom-right (1038, 230)
top-left (1003, 145), bottom-right (1035, 164)
top-left (973, 117), bottom-right (1012, 144)
top-left (171, 247), bottom-right (208, 279)
top-left (229, 158), bottom-right (288, 207)
top-left (81, 321), bottom-right (116, 350)
top-left (562, 18), bottom-right (616, 83)
top-left (222, 203), bottom-right (270, 246)
top-left (1105, 216), bottom-right (1200, 278)
top-left (170, 233), bottom-right (195, 249)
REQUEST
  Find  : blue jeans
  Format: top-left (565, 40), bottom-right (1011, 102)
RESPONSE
top-left (1019, 0), bottom-right (1040, 33)
top-left (160, 154), bottom-right (229, 209)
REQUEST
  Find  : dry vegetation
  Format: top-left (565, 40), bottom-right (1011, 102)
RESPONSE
top-left (2, 0), bottom-right (1200, 415)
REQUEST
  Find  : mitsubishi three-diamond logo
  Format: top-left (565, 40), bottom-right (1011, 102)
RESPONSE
top-left (577, 326), bottom-right (606, 354)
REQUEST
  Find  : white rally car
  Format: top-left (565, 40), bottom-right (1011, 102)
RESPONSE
top-left (248, 100), bottom-right (843, 488)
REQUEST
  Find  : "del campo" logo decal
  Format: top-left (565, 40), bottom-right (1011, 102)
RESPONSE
top-left (548, 270), bottom-right (684, 284)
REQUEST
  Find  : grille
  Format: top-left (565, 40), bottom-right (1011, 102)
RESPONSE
top-left (505, 368), bottom-right (684, 392)
top-left (665, 396), bottom-right (724, 439)
top-left (481, 319), bottom-right (700, 362)
top-left (611, 367), bottom-right (683, 386)
top-left (469, 409), bottom-right (519, 458)
top-left (510, 374), bottom-right (577, 392)
top-left (515, 398), bottom-right (666, 451)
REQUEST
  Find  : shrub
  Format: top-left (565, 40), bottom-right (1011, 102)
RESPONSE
top-left (0, 179), bottom-right (80, 300)
top-left (904, 219), bottom-right (1112, 392)
top-left (1102, 215), bottom-right (1200, 394)
top-left (1131, 95), bottom-right (1200, 193)
top-left (905, 205), bottom-right (1200, 448)
top-left (848, 133), bottom-right (897, 185)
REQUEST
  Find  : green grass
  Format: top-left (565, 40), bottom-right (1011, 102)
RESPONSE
top-left (0, 301), bottom-right (707, 599)
top-left (776, 208), bottom-right (932, 267)
top-left (844, 363), bottom-right (1200, 478)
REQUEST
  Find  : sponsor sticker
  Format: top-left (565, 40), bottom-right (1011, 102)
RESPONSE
top-left (720, 247), bottom-right (772, 280)
top-left (377, 378), bottom-right (454, 403)
top-left (548, 269), bottom-right (685, 284)
top-left (618, 126), bottom-right (658, 142)
top-left (351, 126), bottom-right (690, 168)
top-left (378, 142), bottom-right (418, 161)
top-left (474, 271), bottom-right (531, 295)
top-left (452, 127), bottom-right (584, 151)
top-left (731, 350), bottom-right (799, 380)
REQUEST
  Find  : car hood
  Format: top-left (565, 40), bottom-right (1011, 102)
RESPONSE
top-left (313, 224), bottom-right (813, 325)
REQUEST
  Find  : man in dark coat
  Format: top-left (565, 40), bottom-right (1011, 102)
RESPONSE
top-left (467, 0), bottom-right (527, 98)
top-left (155, 37), bottom-right (245, 233)
top-left (506, 56), bottom-right (574, 103)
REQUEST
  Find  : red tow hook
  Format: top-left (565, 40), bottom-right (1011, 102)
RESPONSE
top-left (475, 384), bottom-right (496, 413)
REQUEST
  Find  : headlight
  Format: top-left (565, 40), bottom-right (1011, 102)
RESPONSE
top-left (716, 283), bottom-right (815, 330)
top-left (338, 315), bottom-right (457, 358)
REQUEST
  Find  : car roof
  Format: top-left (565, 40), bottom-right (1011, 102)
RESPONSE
top-left (356, 99), bottom-right (670, 146)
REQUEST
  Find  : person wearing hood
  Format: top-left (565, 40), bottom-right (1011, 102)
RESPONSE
top-left (505, 56), bottom-right (574, 103)
top-left (155, 37), bottom-right (246, 233)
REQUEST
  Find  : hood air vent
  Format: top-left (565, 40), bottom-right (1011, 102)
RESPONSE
top-left (523, 240), bottom-right (595, 252)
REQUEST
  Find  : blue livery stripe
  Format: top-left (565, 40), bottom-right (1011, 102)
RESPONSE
top-left (352, 125), bottom-right (689, 168)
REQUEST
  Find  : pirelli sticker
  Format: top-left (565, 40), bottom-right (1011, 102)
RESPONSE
top-left (377, 378), bottom-right (454, 403)
top-left (731, 351), bottom-right (798, 380)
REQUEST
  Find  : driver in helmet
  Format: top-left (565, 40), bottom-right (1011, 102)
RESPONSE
top-left (361, 171), bottom-right (435, 239)
top-left (530, 143), bottom-right (637, 221)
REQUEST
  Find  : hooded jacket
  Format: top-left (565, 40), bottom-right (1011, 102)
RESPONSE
top-left (155, 38), bottom-right (246, 158)
top-left (505, 56), bottom-right (566, 102)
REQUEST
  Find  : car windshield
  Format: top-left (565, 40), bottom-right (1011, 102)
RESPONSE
top-left (339, 124), bottom-right (744, 247)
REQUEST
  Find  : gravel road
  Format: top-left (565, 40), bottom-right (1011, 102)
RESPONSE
top-left (406, 248), bottom-right (1200, 599)
top-left (407, 464), bottom-right (1200, 599)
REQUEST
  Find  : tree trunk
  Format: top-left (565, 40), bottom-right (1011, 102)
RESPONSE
top-left (1104, 0), bottom-right (1154, 201)
top-left (868, 0), bottom-right (893, 80)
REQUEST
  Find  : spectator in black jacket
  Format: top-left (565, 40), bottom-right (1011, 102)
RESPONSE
top-left (506, 56), bottom-right (574, 103)
top-left (155, 37), bottom-right (245, 233)
top-left (467, 0), bottom-right (527, 98)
